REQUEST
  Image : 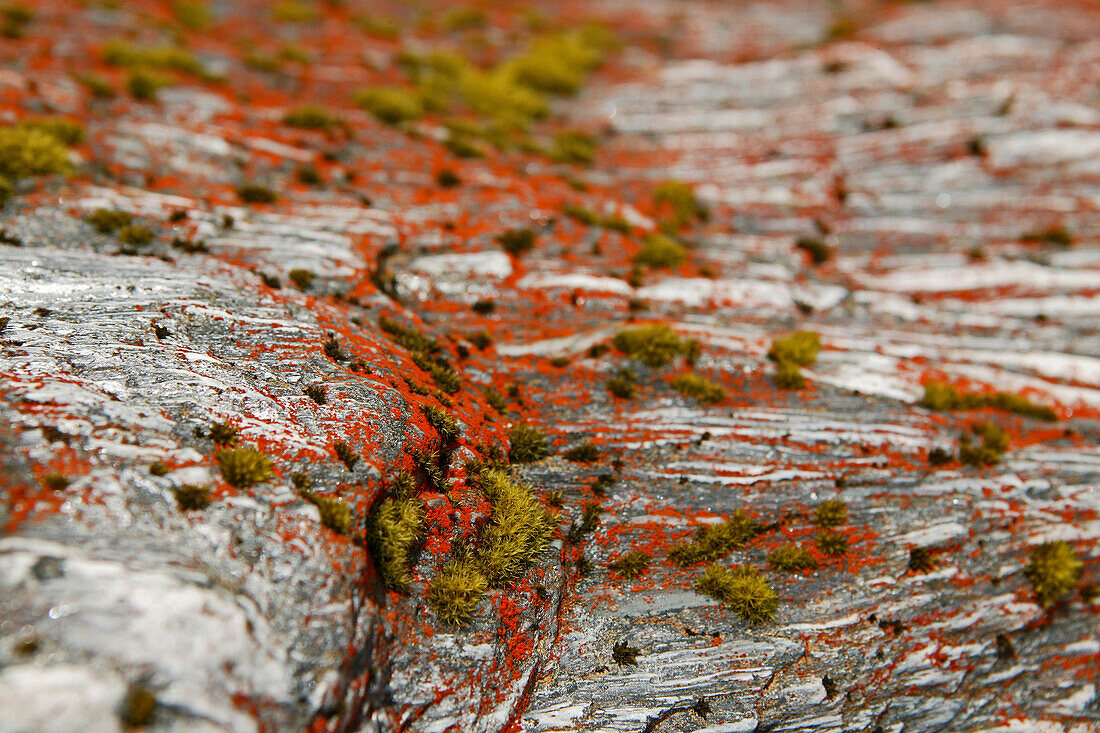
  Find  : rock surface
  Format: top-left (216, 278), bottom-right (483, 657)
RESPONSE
top-left (1, 1), bottom-right (1098, 732)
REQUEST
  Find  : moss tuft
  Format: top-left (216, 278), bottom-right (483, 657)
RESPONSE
top-left (563, 441), bottom-right (600, 463)
top-left (795, 236), bottom-right (832, 265)
top-left (958, 421), bottom-right (1009, 466)
top-left (496, 227), bottom-right (537, 256)
top-left (207, 421), bottom-right (238, 445)
top-left (767, 545), bottom-right (818, 572)
top-left (813, 499), bottom-right (847, 528)
top-left (17, 117), bottom-right (84, 146)
top-left (814, 529), bottom-right (848, 556)
top-left (305, 384), bottom-right (326, 404)
top-left (475, 468), bottom-right (558, 585)
top-left (0, 126), bottom-right (71, 180)
top-left (283, 104), bottom-right (339, 130)
top-left (333, 440), bottom-right (359, 470)
top-left (87, 208), bottom-right (133, 234)
top-left (767, 331), bottom-right (821, 367)
top-left (610, 549), bottom-right (650, 580)
top-left (633, 232), bottom-right (686, 269)
top-left (653, 180), bottom-right (707, 230)
top-left (613, 324), bottom-right (696, 368)
top-left (1024, 540), bottom-right (1082, 608)
top-left (379, 316), bottom-right (441, 354)
top-left (368, 494), bottom-right (425, 590)
top-left (612, 640), bottom-right (639, 665)
top-left (126, 70), bottom-right (169, 101)
top-left (355, 86), bottom-right (424, 125)
top-left (694, 564), bottom-right (778, 624)
top-left (668, 511), bottom-right (761, 566)
top-left (429, 558), bottom-right (489, 625)
top-left (271, 0), bottom-right (320, 23)
top-left (908, 546), bottom-right (937, 573)
top-left (119, 684), bottom-right (157, 726)
top-left (920, 380), bottom-right (1057, 421)
top-left (117, 224), bottom-right (154, 247)
top-left (42, 473), bottom-right (70, 491)
top-left (216, 447), bottom-right (272, 487)
top-left (549, 129), bottom-right (597, 165)
top-left (773, 360), bottom-right (805, 390)
top-left (287, 268), bottom-right (315, 290)
top-left (172, 484), bottom-right (211, 511)
top-left (236, 183), bottom-right (277, 204)
top-left (508, 422), bottom-right (548, 463)
top-left (606, 367), bottom-right (637, 399)
top-left (311, 494), bottom-right (351, 534)
top-left (671, 373), bottom-right (725, 404)
top-left (424, 403), bottom-right (459, 442)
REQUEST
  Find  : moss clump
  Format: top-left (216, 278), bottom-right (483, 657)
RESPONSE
top-left (102, 40), bottom-right (206, 76)
top-left (424, 404), bottom-right (459, 442)
top-left (613, 324), bottom-right (697, 368)
top-left (1022, 226), bottom-right (1072, 248)
top-left (496, 227), bottom-right (537, 256)
top-left (429, 559), bottom-right (489, 625)
top-left (236, 183), bottom-right (277, 204)
top-left (507, 29), bottom-right (607, 96)
top-left (671, 373), bottom-right (725, 404)
top-left (42, 473), bottom-right (70, 491)
top-left (117, 224), bottom-right (154, 247)
top-left (815, 529), bottom-right (848, 556)
top-left (549, 130), bottom-right (597, 165)
top-left (920, 380), bottom-right (1057, 421)
top-left (606, 367), bottom-right (637, 399)
top-left (304, 384), bottom-right (326, 404)
top-left (1024, 540), bottom-right (1082, 608)
top-left (610, 549), bottom-right (650, 580)
top-left (172, 0), bottom-right (210, 31)
top-left (612, 640), bottom-right (639, 665)
top-left (813, 500), bottom-right (847, 528)
top-left (207, 421), bottom-right (238, 445)
top-left (653, 180), bottom-right (707, 230)
top-left (333, 440), bottom-right (359, 470)
top-left (126, 70), bottom-right (169, 101)
top-left (0, 126), bottom-right (71, 181)
top-left (379, 316), bottom-right (441, 354)
top-left (958, 421), bottom-right (1009, 466)
top-left (567, 502), bottom-right (601, 543)
top-left (87, 208), bottom-right (133, 234)
top-left (768, 331), bottom-right (821, 367)
top-left (767, 545), bottom-right (818, 572)
top-left (271, 0), bottom-right (320, 23)
top-left (563, 202), bottom-right (599, 226)
top-left (437, 168), bottom-right (461, 188)
top-left (287, 268), bottom-right (315, 290)
top-left (564, 442), bottom-right (600, 463)
top-left (1, 4), bottom-right (32, 38)
top-left (483, 386), bottom-right (507, 412)
top-left (368, 493), bottom-right (425, 591)
top-left (773, 360), bottom-right (805, 390)
top-left (695, 564), bottom-right (778, 624)
top-left (668, 511), bottom-right (761, 566)
top-left (795, 236), bottom-right (832, 265)
top-left (509, 422), bottom-right (548, 463)
top-left (475, 468), bottom-right (558, 585)
top-left (310, 494), bottom-right (351, 534)
top-left (216, 447), bottom-right (272, 487)
top-left (908, 546), bottom-right (937, 573)
top-left (119, 684), bottom-right (157, 726)
top-left (410, 351), bottom-right (461, 394)
top-left (283, 105), bottom-right (339, 130)
top-left (172, 484), bottom-right (211, 511)
top-left (355, 86), bottom-right (424, 125)
top-left (323, 336), bottom-right (345, 361)
top-left (17, 118), bottom-right (84, 146)
top-left (633, 233), bottom-right (686, 269)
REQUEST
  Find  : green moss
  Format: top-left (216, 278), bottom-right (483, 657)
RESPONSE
top-left (671, 373), bottom-right (725, 404)
top-left (920, 380), bottom-right (1057, 421)
top-left (795, 236), bottom-right (832, 265)
top-left (610, 549), bottom-right (650, 580)
top-left (612, 640), bottom-right (639, 665)
top-left (767, 331), bottom-right (821, 367)
top-left (127, 70), bottom-right (168, 101)
top-left (668, 511), bottom-right (761, 566)
top-left (207, 421), bottom-right (238, 445)
top-left (1024, 540), bottom-right (1082, 608)
top-left (368, 494), bottom-right (425, 590)
top-left (236, 183), bottom-right (277, 204)
top-left (216, 447), bottom-right (272, 487)
top-left (0, 126), bottom-right (70, 180)
top-left (443, 6), bottom-right (486, 31)
top-left (311, 493), bottom-right (351, 534)
top-left (271, 0), bottom-right (320, 23)
top-left (606, 367), bottom-right (637, 399)
top-left (475, 468), bottom-right (557, 585)
top-left (694, 564), bottom-right (778, 624)
top-left (458, 68), bottom-right (548, 129)
top-left (333, 440), bottom-right (359, 470)
top-left (509, 422), bottom-right (548, 463)
top-left (353, 13), bottom-right (399, 38)
top-left (323, 335), bottom-right (345, 361)
top-left (42, 473), bottom-right (70, 491)
top-left (287, 268), bottom-right (315, 290)
top-left (117, 224), bottom-right (154, 247)
top-left (172, 0), bottom-right (210, 30)
top-left (18, 118), bottom-right (84, 146)
top-left (507, 30), bottom-right (606, 96)
top-left (612, 324), bottom-right (696, 368)
top-left (1022, 225), bottom-right (1072, 248)
top-left (567, 502), bottom-right (601, 543)
top-left (411, 448), bottom-right (445, 491)
top-left (653, 180), bottom-right (707, 230)
top-left (958, 421), bottom-right (1009, 466)
top-left (87, 208), bottom-right (133, 234)
top-left (102, 40), bottom-right (204, 75)
top-left (428, 558), bottom-right (488, 625)
top-left (563, 202), bottom-right (599, 226)
top-left (442, 134), bottom-right (484, 159)
top-left (549, 130), bottom-right (596, 165)
top-left (379, 316), bottom-right (441, 354)
top-left (279, 43), bottom-right (312, 65)
top-left (424, 403), bottom-right (459, 442)
top-left (172, 484), bottom-right (211, 511)
top-left (773, 360), bottom-right (805, 390)
top-left (119, 684), bottom-right (157, 726)
top-left (1, 4), bottom-right (31, 38)
top-left (767, 545), bottom-right (818, 572)
top-left (483, 386), bottom-right (507, 412)
top-left (563, 442), bottom-right (600, 463)
top-left (814, 529), bottom-right (848, 556)
top-left (813, 499), bottom-right (847, 528)
top-left (244, 52), bottom-right (281, 73)
top-left (496, 227), bottom-right (537, 256)
top-left (75, 72), bottom-right (115, 99)
top-left (283, 105), bottom-right (339, 129)
top-left (410, 351), bottom-right (461, 394)
top-left (355, 86), bottom-right (424, 125)
top-left (467, 331), bottom-right (492, 350)
top-left (633, 232), bottom-right (686, 269)
top-left (908, 546), bottom-right (936, 573)
top-left (437, 168), bottom-right (461, 188)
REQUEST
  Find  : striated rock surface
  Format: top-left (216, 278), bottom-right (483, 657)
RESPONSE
top-left (1, 1), bottom-right (1098, 732)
